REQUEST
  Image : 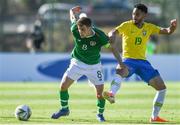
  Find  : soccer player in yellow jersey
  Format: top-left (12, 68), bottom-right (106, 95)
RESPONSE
top-left (103, 3), bottom-right (177, 123)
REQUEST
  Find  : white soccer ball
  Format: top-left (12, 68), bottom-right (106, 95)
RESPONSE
top-left (15, 105), bottom-right (32, 121)
top-left (79, 13), bottom-right (87, 18)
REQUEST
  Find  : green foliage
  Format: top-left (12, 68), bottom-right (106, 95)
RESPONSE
top-left (0, 82), bottom-right (180, 124)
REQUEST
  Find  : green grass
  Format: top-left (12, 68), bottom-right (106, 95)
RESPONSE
top-left (0, 82), bottom-right (180, 125)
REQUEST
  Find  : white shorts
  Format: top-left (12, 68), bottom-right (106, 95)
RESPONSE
top-left (62, 58), bottom-right (104, 85)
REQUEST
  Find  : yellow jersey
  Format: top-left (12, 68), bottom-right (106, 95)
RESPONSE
top-left (115, 20), bottom-right (160, 60)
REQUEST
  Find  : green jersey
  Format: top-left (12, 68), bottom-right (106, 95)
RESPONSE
top-left (70, 22), bottom-right (109, 65)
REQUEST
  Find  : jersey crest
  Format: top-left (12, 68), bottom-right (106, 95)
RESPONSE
top-left (90, 41), bottom-right (96, 46)
top-left (142, 29), bottom-right (147, 36)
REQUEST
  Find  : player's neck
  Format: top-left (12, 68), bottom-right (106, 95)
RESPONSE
top-left (135, 22), bottom-right (144, 29)
top-left (85, 29), bottom-right (95, 38)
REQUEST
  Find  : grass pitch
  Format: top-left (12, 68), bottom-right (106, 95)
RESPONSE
top-left (0, 82), bottom-right (180, 125)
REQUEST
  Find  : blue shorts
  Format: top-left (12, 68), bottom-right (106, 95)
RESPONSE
top-left (123, 58), bottom-right (160, 83)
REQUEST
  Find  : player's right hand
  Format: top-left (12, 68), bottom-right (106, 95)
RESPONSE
top-left (71, 6), bottom-right (82, 14)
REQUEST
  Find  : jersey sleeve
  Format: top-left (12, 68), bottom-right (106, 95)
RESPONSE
top-left (149, 23), bottom-right (160, 35)
top-left (115, 22), bottom-right (127, 35)
top-left (70, 22), bottom-right (78, 33)
top-left (99, 31), bottom-right (109, 46)
top-left (104, 43), bottom-right (110, 48)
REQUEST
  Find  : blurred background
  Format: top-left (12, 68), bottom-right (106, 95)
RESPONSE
top-left (0, 0), bottom-right (180, 82)
top-left (0, 0), bottom-right (179, 53)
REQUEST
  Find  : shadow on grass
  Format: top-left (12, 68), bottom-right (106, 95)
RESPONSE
top-left (1, 116), bottom-right (180, 124)
top-left (107, 119), bottom-right (180, 125)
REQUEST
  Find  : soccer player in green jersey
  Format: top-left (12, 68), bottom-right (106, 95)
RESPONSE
top-left (103, 3), bottom-right (177, 123)
top-left (51, 6), bottom-right (123, 122)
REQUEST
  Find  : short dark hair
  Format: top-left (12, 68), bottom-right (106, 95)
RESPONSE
top-left (77, 17), bottom-right (92, 27)
top-left (134, 3), bottom-right (148, 13)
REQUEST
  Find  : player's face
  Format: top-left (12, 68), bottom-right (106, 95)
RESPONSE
top-left (132, 8), bottom-right (146, 24)
top-left (77, 25), bottom-right (90, 38)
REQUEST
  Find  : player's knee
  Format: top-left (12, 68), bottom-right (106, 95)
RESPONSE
top-left (97, 94), bottom-right (103, 99)
top-left (60, 84), bottom-right (68, 91)
top-left (157, 81), bottom-right (166, 90)
top-left (154, 83), bottom-right (167, 91)
top-left (116, 69), bottom-right (122, 76)
top-left (159, 83), bottom-right (166, 90)
top-left (149, 76), bottom-right (167, 90)
top-left (116, 69), bottom-right (127, 78)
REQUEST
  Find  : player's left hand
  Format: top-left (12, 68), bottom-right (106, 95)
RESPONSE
top-left (71, 6), bottom-right (82, 14)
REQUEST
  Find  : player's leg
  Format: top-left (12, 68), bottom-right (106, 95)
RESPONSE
top-left (51, 75), bottom-right (74, 119)
top-left (103, 58), bottom-right (135, 103)
top-left (51, 59), bottom-right (83, 119)
top-left (59, 75), bottom-right (74, 110)
top-left (137, 60), bottom-right (167, 122)
top-left (86, 64), bottom-right (106, 122)
top-left (94, 84), bottom-right (106, 122)
top-left (149, 76), bottom-right (168, 122)
top-left (103, 66), bottom-right (123, 104)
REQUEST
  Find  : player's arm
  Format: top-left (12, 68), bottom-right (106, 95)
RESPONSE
top-left (108, 29), bottom-right (119, 44)
top-left (107, 29), bottom-right (124, 66)
top-left (70, 6), bottom-right (81, 23)
top-left (159, 19), bottom-right (177, 35)
top-left (107, 29), bottom-right (128, 73)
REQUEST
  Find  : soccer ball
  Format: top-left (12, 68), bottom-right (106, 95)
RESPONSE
top-left (79, 13), bottom-right (87, 18)
top-left (15, 105), bottom-right (32, 121)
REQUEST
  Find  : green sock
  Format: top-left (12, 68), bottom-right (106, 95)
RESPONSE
top-left (97, 98), bottom-right (105, 114)
top-left (60, 90), bottom-right (69, 110)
